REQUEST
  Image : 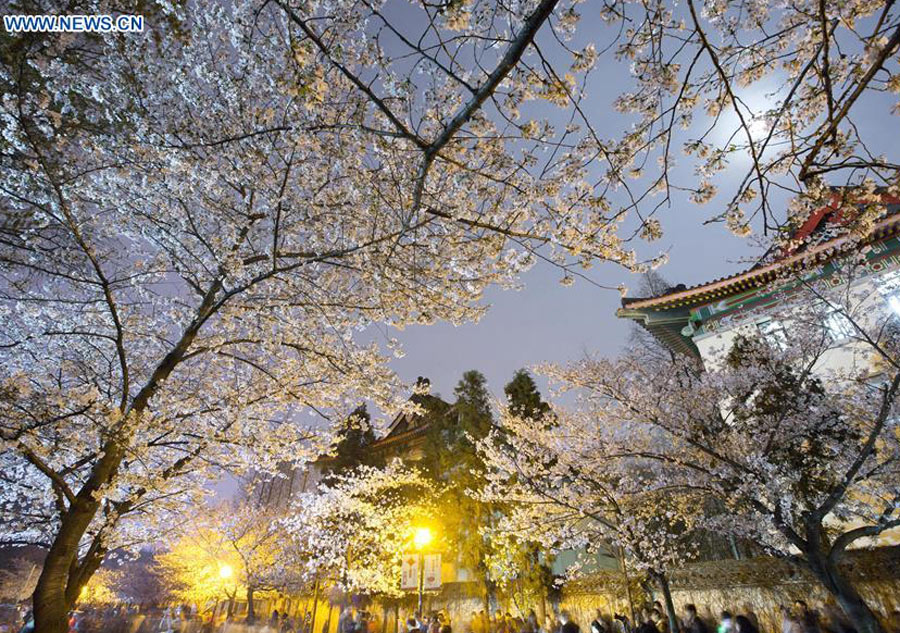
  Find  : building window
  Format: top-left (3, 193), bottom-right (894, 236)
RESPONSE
top-left (877, 268), bottom-right (900, 316)
top-left (757, 319), bottom-right (788, 349)
top-left (824, 309), bottom-right (855, 342)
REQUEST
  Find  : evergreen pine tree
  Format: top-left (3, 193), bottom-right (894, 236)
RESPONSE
top-left (421, 370), bottom-right (497, 612)
top-left (501, 369), bottom-right (555, 614)
top-left (504, 369), bottom-right (550, 421)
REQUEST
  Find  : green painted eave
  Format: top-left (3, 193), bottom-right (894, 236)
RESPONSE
top-left (616, 306), bottom-right (700, 358)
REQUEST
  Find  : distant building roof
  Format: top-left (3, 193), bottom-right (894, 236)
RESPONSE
top-left (622, 194), bottom-right (900, 312)
top-left (313, 382), bottom-right (453, 463)
top-left (371, 390), bottom-right (452, 453)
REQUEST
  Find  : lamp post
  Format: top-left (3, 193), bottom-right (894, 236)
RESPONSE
top-left (219, 564), bottom-right (235, 619)
top-left (412, 527), bottom-right (432, 619)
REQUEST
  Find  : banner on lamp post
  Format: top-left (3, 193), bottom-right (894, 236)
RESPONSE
top-left (423, 553), bottom-right (441, 590)
top-left (401, 554), bottom-right (419, 590)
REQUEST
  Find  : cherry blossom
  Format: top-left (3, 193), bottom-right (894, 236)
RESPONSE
top-left (282, 461), bottom-right (439, 598)
top-left (480, 263), bottom-right (900, 633)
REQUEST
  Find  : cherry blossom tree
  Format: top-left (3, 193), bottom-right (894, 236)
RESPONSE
top-left (478, 406), bottom-right (699, 633)
top-left (508, 263), bottom-right (900, 633)
top-left (595, 0), bottom-right (900, 239)
top-left (75, 568), bottom-right (120, 607)
top-left (1, 0), bottom-right (652, 631)
top-left (273, 0), bottom-right (900, 242)
top-left (283, 461), bottom-right (439, 598)
top-left (155, 525), bottom-right (242, 614)
top-left (212, 502), bottom-right (297, 624)
top-left (156, 501), bottom-right (297, 622)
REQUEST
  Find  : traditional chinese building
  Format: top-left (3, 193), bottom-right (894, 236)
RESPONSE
top-left (365, 386), bottom-right (453, 464)
top-left (250, 384), bottom-right (460, 627)
top-left (617, 193), bottom-right (900, 367)
top-left (256, 380), bottom-right (453, 508)
top-left (606, 192), bottom-right (900, 631)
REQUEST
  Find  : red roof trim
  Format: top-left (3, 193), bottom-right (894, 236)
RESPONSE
top-left (622, 205), bottom-right (900, 311)
top-left (792, 194), bottom-right (837, 243)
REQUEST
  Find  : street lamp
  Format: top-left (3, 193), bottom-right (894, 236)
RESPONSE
top-left (413, 527), bottom-right (432, 551)
top-left (412, 527), bottom-right (433, 619)
top-left (218, 564), bottom-right (235, 620)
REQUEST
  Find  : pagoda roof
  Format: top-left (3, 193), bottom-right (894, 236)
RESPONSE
top-left (313, 389), bottom-right (451, 466)
top-left (619, 194), bottom-right (900, 313)
top-left (370, 391), bottom-right (452, 453)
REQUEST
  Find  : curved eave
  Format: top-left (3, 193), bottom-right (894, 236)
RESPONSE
top-left (621, 216), bottom-right (900, 311)
top-left (369, 424), bottom-right (431, 452)
top-left (617, 307), bottom-right (701, 358)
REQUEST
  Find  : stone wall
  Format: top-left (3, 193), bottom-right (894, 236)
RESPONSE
top-left (561, 548), bottom-right (900, 633)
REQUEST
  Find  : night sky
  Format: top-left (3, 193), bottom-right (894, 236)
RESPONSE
top-left (376, 2), bottom-right (763, 409)
top-left (386, 203), bottom-right (758, 407)
top-left (370, 0), bottom-right (897, 413)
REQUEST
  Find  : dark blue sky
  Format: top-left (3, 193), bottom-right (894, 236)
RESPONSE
top-left (386, 202), bottom-right (758, 404)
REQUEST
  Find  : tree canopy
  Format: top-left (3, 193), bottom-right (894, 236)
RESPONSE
top-left (480, 263), bottom-right (900, 633)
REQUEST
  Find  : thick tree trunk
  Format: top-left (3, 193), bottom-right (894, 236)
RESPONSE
top-left (31, 570), bottom-right (69, 633)
top-left (246, 586), bottom-right (256, 623)
top-left (32, 517), bottom-right (99, 633)
top-left (33, 442), bottom-right (125, 633)
top-left (653, 572), bottom-right (679, 633)
top-left (806, 548), bottom-right (883, 633)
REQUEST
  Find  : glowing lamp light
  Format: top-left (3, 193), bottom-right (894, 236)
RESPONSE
top-left (219, 564), bottom-right (234, 579)
top-left (413, 527), bottom-right (432, 550)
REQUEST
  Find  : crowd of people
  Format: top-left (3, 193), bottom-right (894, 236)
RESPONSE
top-left (403, 611), bottom-right (453, 633)
top-left (486, 601), bottom-right (900, 633)
top-left (3, 600), bottom-right (900, 633)
top-left (0, 603), bottom-right (315, 633)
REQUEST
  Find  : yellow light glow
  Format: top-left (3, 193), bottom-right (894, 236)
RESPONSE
top-left (413, 527), bottom-right (432, 550)
top-left (219, 564), bottom-right (234, 579)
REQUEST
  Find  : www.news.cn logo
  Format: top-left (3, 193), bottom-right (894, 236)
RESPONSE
top-left (3, 14), bottom-right (144, 33)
